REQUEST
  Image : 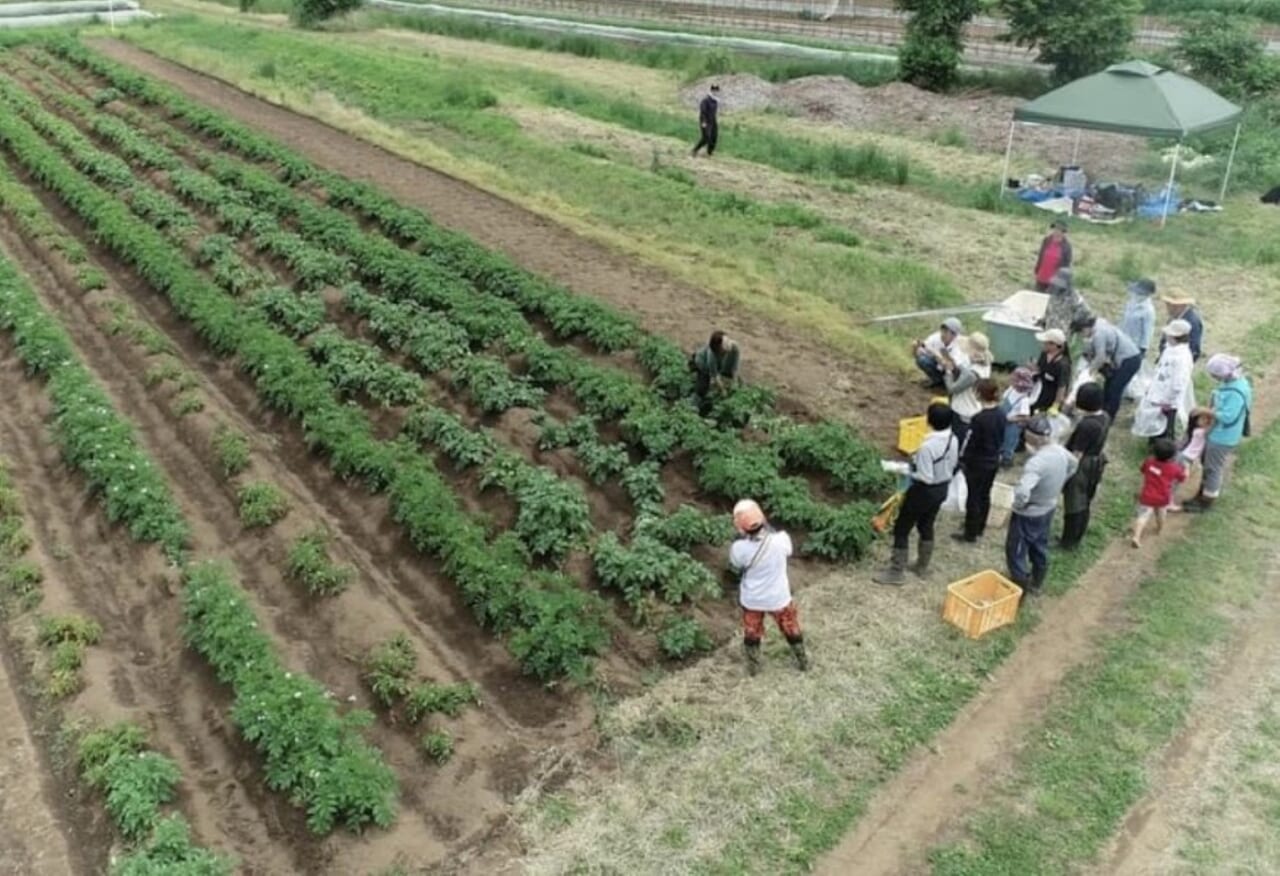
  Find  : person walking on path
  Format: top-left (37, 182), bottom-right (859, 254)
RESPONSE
top-left (1133, 319), bottom-right (1195, 442)
top-left (953, 379), bottom-right (1006, 543)
top-left (691, 330), bottom-right (741, 412)
top-left (1130, 438), bottom-right (1186, 548)
top-left (1000, 367), bottom-right (1037, 468)
top-left (1042, 267), bottom-right (1089, 337)
top-left (691, 83), bottom-right (721, 157)
top-left (944, 332), bottom-right (991, 447)
top-left (1159, 292), bottom-right (1204, 361)
top-left (1030, 329), bottom-right (1071, 415)
top-left (1184, 353), bottom-right (1253, 513)
top-left (1059, 382), bottom-right (1111, 550)
top-left (912, 317), bottom-right (966, 389)
top-left (1034, 221), bottom-right (1072, 292)
top-left (875, 403), bottom-right (959, 586)
top-left (1074, 313), bottom-right (1142, 421)
top-left (1120, 278), bottom-right (1158, 357)
top-left (1006, 416), bottom-right (1077, 596)
top-left (729, 499), bottom-right (807, 675)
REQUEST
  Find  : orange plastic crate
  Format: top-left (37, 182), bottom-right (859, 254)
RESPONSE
top-left (943, 570), bottom-right (1023, 639)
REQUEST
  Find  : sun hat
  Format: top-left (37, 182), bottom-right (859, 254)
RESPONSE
top-left (966, 332), bottom-right (990, 356)
top-left (1010, 366), bottom-right (1036, 392)
top-left (1035, 328), bottom-right (1066, 346)
top-left (1161, 291), bottom-right (1195, 307)
top-left (940, 317), bottom-right (964, 335)
top-left (1206, 353), bottom-right (1242, 381)
top-left (732, 499), bottom-right (766, 535)
top-left (1164, 319), bottom-right (1192, 338)
top-left (1127, 278), bottom-right (1157, 297)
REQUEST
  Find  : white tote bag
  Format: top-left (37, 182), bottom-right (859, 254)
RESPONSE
top-left (942, 471), bottom-right (968, 513)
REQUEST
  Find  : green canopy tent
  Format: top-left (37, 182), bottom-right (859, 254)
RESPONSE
top-left (998, 61), bottom-right (1244, 226)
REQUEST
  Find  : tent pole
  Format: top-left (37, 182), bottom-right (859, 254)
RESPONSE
top-left (1161, 141), bottom-right (1182, 228)
top-left (1071, 129), bottom-right (1081, 165)
top-left (1219, 122), bottom-right (1242, 202)
top-left (998, 120), bottom-right (1016, 198)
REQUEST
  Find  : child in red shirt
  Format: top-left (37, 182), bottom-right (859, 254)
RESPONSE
top-left (1131, 438), bottom-right (1186, 548)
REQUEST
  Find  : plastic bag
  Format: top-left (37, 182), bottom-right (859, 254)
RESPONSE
top-left (1064, 358), bottom-right (1093, 409)
top-left (942, 471), bottom-right (968, 513)
top-left (1125, 359), bottom-right (1153, 401)
top-left (1048, 412), bottom-right (1072, 445)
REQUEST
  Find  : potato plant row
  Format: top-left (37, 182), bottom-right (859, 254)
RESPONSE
top-left (0, 77), bottom-right (607, 569)
top-left (40, 42), bottom-right (892, 534)
top-left (77, 723), bottom-right (235, 874)
top-left (0, 247), bottom-right (397, 830)
top-left (0, 88), bottom-right (608, 680)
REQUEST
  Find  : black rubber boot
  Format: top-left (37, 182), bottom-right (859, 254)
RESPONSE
top-left (1183, 495), bottom-right (1216, 514)
top-left (1058, 512), bottom-right (1087, 550)
top-left (788, 639), bottom-right (809, 672)
top-left (874, 547), bottom-right (909, 586)
top-left (911, 540), bottom-right (935, 577)
top-left (744, 640), bottom-right (762, 676)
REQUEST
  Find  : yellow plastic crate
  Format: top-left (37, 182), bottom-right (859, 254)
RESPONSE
top-left (897, 415), bottom-right (928, 455)
top-left (943, 570), bottom-right (1023, 640)
top-left (898, 397), bottom-right (948, 456)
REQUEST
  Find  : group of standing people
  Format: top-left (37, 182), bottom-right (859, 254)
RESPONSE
top-left (714, 218), bottom-right (1253, 677)
top-left (884, 221), bottom-right (1253, 597)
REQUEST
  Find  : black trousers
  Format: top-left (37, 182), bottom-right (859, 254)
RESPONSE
top-left (892, 481), bottom-right (948, 550)
top-left (693, 124), bottom-right (719, 155)
top-left (963, 463), bottom-right (998, 540)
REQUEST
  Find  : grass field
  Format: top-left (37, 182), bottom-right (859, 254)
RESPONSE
top-left (0, 8), bottom-right (1277, 874)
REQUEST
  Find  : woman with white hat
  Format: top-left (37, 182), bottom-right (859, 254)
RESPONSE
top-left (1133, 319), bottom-right (1196, 441)
top-left (729, 499), bottom-right (807, 676)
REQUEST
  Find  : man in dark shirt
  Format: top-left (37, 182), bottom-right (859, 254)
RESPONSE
top-left (1059, 382), bottom-right (1111, 549)
top-left (954, 379), bottom-right (1007, 543)
top-left (691, 84), bottom-right (721, 157)
top-left (1158, 294), bottom-right (1204, 362)
top-left (1031, 329), bottom-right (1071, 413)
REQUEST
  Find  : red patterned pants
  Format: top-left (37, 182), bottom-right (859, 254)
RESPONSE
top-left (742, 601), bottom-right (802, 645)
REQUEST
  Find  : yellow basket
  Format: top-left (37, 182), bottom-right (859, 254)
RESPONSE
top-left (897, 416), bottom-right (928, 455)
top-left (943, 570), bottom-right (1023, 640)
top-left (897, 397), bottom-right (949, 456)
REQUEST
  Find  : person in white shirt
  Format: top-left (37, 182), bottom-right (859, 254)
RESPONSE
top-left (912, 317), bottom-right (966, 389)
top-left (875, 403), bottom-right (959, 586)
top-left (729, 499), bottom-right (806, 676)
top-left (1133, 319), bottom-right (1195, 442)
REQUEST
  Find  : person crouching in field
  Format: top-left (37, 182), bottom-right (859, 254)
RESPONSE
top-left (691, 330), bottom-right (741, 412)
top-left (729, 499), bottom-right (807, 676)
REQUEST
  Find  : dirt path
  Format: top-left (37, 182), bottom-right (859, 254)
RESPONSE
top-left (88, 38), bottom-right (913, 444)
top-left (0, 648), bottom-right (80, 875)
top-left (1100, 556), bottom-right (1280, 875)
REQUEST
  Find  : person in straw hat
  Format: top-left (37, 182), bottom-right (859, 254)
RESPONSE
top-left (729, 499), bottom-right (807, 676)
top-left (1159, 291), bottom-right (1204, 361)
top-left (1133, 319), bottom-right (1196, 442)
top-left (943, 331), bottom-right (992, 447)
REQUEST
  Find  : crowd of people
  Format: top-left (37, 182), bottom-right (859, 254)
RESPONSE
top-left (885, 221), bottom-right (1253, 597)
top-left (706, 221), bottom-right (1254, 676)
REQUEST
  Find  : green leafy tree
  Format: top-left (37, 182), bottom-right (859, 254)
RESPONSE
top-left (897, 0), bottom-right (982, 92)
top-left (998, 0), bottom-right (1142, 84)
top-left (1176, 15), bottom-right (1280, 98)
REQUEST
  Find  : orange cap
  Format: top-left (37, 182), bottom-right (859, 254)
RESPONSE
top-left (733, 499), bottom-right (765, 534)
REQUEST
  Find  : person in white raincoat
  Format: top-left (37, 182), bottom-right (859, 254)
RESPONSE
top-left (1133, 319), bottom-right (1195, 441)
